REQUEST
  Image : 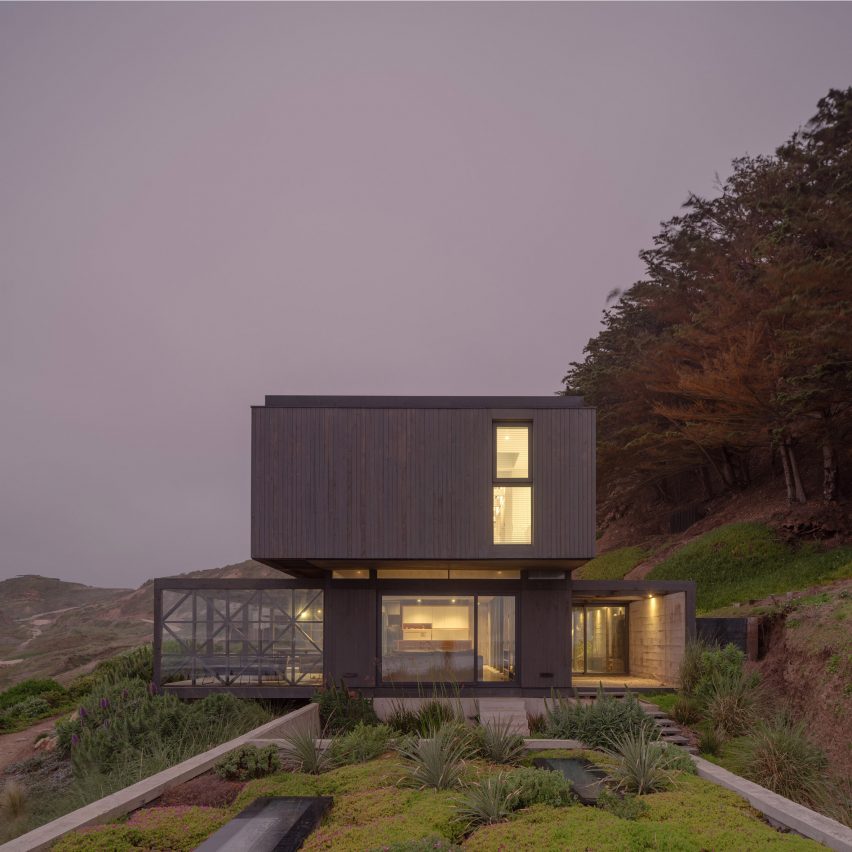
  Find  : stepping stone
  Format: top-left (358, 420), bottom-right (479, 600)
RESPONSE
top-left (661, 734), bottom-right (690, 745)
top-left (195, 796), bottom-right (332, 852)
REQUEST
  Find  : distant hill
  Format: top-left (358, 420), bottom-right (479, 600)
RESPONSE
top-left (0, 560), bottom-right (282, 690)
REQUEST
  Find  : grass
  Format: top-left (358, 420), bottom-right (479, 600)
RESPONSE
top-left (646, 522), bottom-right (852, 612)
top-left (575, 546), bottom-right (647, 580)
top-left (52, 748), bottom-right (824, 851)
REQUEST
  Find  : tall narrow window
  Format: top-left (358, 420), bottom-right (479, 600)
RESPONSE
top-left (493, 423), bottom-right (532, 544)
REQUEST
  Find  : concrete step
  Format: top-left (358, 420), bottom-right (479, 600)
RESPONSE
top-left (478, 698), bottom-right (529, 736)
top-left (660, 734), bottom-right (690, 745)
top-left (655, 719), bottom-right (678, 728)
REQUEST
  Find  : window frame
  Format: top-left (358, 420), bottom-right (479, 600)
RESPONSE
top-left (377, 591), bottom-right (518, 687)
top-left (492, 421), bottom-right (533, 545)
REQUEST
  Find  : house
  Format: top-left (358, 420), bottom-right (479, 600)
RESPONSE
top-left (153, 396), bottom-right (695, 697)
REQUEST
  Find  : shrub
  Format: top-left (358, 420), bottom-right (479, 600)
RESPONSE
top-left (453, 773), bottom-right (520, 828)
top-left (705, 669), bottom-right (761, 737)
top-left (735, 717), bottom-right (829, 808)
top-left (527, 712), bottom-right (546, 736)
top-left (416, 700), bottom-right (458, 735)
top-left (331, 722), bottom-right (395, 764)
top-left (472, 718), bottom-right (525, 765)
top-left (504, 766), bottom-right (574, 808)
top-left (607, 727), bottom-right (673, 794)
top-left (311, 681), bottom-right (379, 733)
top-left (671, 696), bottom-right (702, 726)
top-left (7, 696), bottom-right (52, 720)
top-left (0, 781), bottom-right (29, 820)
top-left (397, 724), bottom-right (471, 790)
top-left (55, 678), bottom-right (271, 777)
top-left (659, 744), bottom-right (697, 775)
top-left (385, 700), bottom-right (420, 735)
top-left (698, 726), bottom-right (724, 756)
top-left (280, 728), bottom-right (337, 774)
top-left (544, 689), bottom-right (655, 749)
top-left (0, 679), bottom-right (67, 712)
top-left (597, 788), bottom-right (648, 820)
top-left (214, 744), bottom-right (280, 781)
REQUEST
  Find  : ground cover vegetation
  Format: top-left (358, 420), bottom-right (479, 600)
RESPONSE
top-left (51, 722), bottom-right (821, 851)
top-left (563, 88), bottom-right (852, 518)
top-left (0, 645), bottom-right (276, 844)
top-left (653, 638), bottom-right (851, 826)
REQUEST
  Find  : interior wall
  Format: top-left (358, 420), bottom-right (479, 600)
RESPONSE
top-left (628, 592), bottom-right (686, 685)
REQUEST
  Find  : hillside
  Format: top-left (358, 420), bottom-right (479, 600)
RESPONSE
top-left (0, 560), bottom-right (282, 690)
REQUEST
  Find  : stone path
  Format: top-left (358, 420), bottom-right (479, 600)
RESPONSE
top-left (639, 701), bottom-right (697, 753)
top-left (477, 698), bottom-right (529, 735)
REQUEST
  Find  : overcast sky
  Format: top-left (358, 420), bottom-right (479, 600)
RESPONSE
top-left (2, 3), bottom-right (850, 588)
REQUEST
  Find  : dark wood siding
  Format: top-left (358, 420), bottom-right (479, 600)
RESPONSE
top-left (252, 404), bottom-right (595, 561)
top-left (324, 586), bottom-right (377, 687)
top-left (520, 585), bottom-right (572, 688)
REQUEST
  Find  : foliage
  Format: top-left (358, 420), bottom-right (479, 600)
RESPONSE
top-left (641, 692), bottom-right (679, 714)
top-left (386, 700), bottom-right (421, 735)
top-left (671, 695), bottom-right (702, 726)
top-left (734, 717), bottom-right (829, 808)
top-left (280, 727), bottom-right (338, 774)
top-left (471, 718), bottom-right (525, 765)
top-left (416, 700), bottom-right (460, 735)
top-left (55, 679), bottom-right (270, 777)
top-left (397, 724), bottom-right (472, 790)
top-left (648, 524), bottom-right (852, 612)
top-left (214, 744), bottom-right (280, 781)
top-left (543, 690), bottom-right (656, 749)
top-left (452, 773), bottom-right (520, 828)
top-left (6, 696), bottom-right (52, 720)
top-left (331, 722), bottom-right (396, 764)
top-left (606, 727), bottom-right (675, 794)
top-left (564, 89), bottom-right (852, 516)
top-left (311, 680), bottom-right (379, 733)
top-left (704, 669), bottom-right (762, 737)
top-left (698, 725), bottom-right (724, 756)
top-left (503, 765), bottom-right (574, 808)
top-left (575, 546), bottom-right (647, 580)
top-left (67, 646), bottom-right (153, 698)
top-left (660, 744), bottom-right (698, 775)
top-left (368, 840), bottom-right (462, 852)
top-left (678, 638), bottom-right (755, 702)
top-left (597, 788), bottom-right (649, 820)
top-left (52, 806), bottom-right (231, 852)
top-left (0, 781), bottom-right (29, 821)
top-left (527, 712), bottom-right (546, 736)
top-left (0, 679), bottom-right (68, 712)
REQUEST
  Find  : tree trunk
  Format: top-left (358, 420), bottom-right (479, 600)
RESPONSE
top-left (823, 438), bottom-right (839, 502)
top-left (784, 437), bottom-right (807, 503)
top-left (779, 441), bottom-right (796, 503)
top-left (719, 447), bottom-right (738, 490)
top-left (696, 465), bottom-right (713, 500)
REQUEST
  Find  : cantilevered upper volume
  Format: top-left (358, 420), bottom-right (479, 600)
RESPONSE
top-left (250, 395), bottom-right (596, 575)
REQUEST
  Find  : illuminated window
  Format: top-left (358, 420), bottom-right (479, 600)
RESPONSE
top-left (493, 423), bottom-right (532, 544)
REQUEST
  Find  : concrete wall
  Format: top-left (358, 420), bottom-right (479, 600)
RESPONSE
top-left (628, 592), bottom-right (685, 685)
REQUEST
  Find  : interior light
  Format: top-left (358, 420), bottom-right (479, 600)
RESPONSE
top-left (451, 598), bottom-right (456, 604)
top-left (416, 598), bottom-right (422, 603)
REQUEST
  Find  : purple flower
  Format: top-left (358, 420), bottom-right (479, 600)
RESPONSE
top-left (71, 734), bottom-right (79, 747)
top-left (147, 681), bottom-right (158, 696)
top-left (122, 689), bottom-right (129, 700)
top-left (99, 697), bottom-right (110, 710)
top-left (78, 706), bottom-right (87, 719)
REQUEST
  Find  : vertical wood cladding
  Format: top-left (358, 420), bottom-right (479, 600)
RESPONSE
top-left (325, 586), bottom-right (377, 687)
top-left (520, 585), bottom-right (572, 688)
top-left (252, 404), bottom-right (595, 560)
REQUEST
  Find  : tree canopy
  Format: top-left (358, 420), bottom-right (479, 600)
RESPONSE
top-left (563, 88), bottom-right (852, 515)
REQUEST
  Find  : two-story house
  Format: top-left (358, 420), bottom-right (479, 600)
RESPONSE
top-left (153, 396), bottom-right (695, 697)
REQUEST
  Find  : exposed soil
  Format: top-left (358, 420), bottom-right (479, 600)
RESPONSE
top-left (750, 579), bottom-right (852, 779)
top-left (0, 714), bottom-right (63, 774)
top-left (148, 770), bottom-right (245, 808)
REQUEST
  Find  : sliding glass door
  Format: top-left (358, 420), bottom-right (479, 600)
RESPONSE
top-left (571, 604), bottom-right (627, 675)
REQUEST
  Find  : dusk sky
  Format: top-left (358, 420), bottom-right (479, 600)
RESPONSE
top-left (2, 3), bottom-right (851, 588)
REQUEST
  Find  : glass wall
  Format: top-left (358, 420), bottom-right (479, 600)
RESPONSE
top-left (571, 605), bottom-right (627, 675)
top-left (159, 587), bottom-right (323, 686)
top-left (381, 594), bottom-right (515, 683)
